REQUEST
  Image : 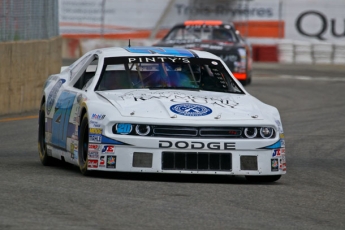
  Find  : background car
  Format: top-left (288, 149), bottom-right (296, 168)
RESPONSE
top-left (38, 46), bottom-right (285, 182)
top-left (154, 20), bottom-right (252, 86)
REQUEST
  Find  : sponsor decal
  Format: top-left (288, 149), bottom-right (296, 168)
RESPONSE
top-left (106, 156), bottom-right (116, 168)
top-left (121, 91), bottom-right (239, 108)
top-left (88, 152), bottom-right (99, 159)
top-left (73, 149), bottom-right (78, 160)
top-left (159, 140), bottom-right (235, 150)
top-left (88, 144), bottom-right (99, 151)
top-left (280, 152), bottom-right (287, 171)
top-left (127, 56), bottom-right (190, 64)
top-left (280, 133), bottom-right (285, 139)
top-left (275, 120), bottom-right (284, 133)
top-left (70, 142), bottom-right (78, 159)
top-left (89, 134), bottom-right (102, 143)
top-left (170, 103), bottom-right (212, 116)
top-left (70, 142), bottom-right (75, 155)
top-left (271, 159), bottom-right (279, 172)
top-left (280, 139), bottom-right (285, 148)
top-left (99, 156), bottom-right (105, 167)
top-left (200, 44), bottom-right (223, 50)
top-left (90, 120), bottom-right (101, 127)
top-left (90, 128), bottom-right (102, 134)
top-left (218, 54), bottom-right (238, 62)
top-left (91, 114), bottom-right (106, 120)
top-left (272, 149), bottom-right (281, 157)
top-left (46, 79), bottom-right (66, 115)
top-left (88, 159), bottom-right (98, 169)
top-left (102, 145), bottom-right (115, 153)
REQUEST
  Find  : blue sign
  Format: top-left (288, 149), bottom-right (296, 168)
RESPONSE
top-left (170, 103), bottom-right (212, 116)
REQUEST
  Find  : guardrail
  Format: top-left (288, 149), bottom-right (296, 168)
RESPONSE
top-left (277, 40), bottom-right (345, 64)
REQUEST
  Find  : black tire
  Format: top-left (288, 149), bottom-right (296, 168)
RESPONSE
top-left (38, 102), bottom-right (53, 165)
top-left (78, 113), bottom-right (92, 176)
top-left (245, 175), bottom-right (281, 183)
top-left (240, 80), bottom-right (247, 86)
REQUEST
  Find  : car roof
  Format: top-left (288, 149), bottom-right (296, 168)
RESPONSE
top-left (90, 47), bottom-right (222, 60)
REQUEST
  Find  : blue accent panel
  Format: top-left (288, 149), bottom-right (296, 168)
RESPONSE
top-left (101, 135), bottom-right (129, 145)
top-left (262, 139), bottom-right (282, 149)
top-left (125, 47), bottom-right (195, 57)
top-left (51, 91), bottom-right (77, 149)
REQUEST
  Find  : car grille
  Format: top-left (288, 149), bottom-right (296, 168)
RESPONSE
top-left (153, 126), bottom-right (242, 138)
top-left (162, 152), bottom-right (232, 171)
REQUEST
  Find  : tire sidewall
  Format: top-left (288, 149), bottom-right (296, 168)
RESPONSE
top-left (38, 103), bottom-right (50, 165)
top-left (78, 113), bottom-right (89, 175)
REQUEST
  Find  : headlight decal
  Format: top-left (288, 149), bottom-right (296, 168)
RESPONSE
top-left (115, 123), bottom-right (132, 134)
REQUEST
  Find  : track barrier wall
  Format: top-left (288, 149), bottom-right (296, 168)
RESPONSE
top-left (0, 37), bottom-right (62, 116)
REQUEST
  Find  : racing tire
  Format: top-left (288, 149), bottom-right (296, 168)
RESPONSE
top-left (240, 80), bottom-right (248, 86)
top-left (245, 175), bottom-right (281, 183)
top-left (78, 113), bottom-right (92, 176)
top-left (38, 102), bottom-right (53, 166)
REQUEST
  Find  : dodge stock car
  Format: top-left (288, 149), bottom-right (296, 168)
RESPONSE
top-left (154, 20), bottom-right (252, 86)
top-left (38, 46), bottom-right (286, 182)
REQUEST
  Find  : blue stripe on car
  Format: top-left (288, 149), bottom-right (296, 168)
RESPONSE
top-left (261, 139), bottom-right (282, 149)
top-left (124, 47), bottom-right (196, 57)
top-left (101, 135), bottom-right (129, 145)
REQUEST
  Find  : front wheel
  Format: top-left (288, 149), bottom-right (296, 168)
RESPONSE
top-left (38, 102), bottom-right (53, 165)
top-left (78, 113), bottom-right (92, 176)
top-left (245, 175), bottom-right (281, 183)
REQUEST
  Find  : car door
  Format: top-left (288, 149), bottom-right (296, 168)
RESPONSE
top-left (51, 54), bottom-right (95, 150)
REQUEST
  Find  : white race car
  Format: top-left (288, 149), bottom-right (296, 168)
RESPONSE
top-left (38, 47), bottom-right (286, 182)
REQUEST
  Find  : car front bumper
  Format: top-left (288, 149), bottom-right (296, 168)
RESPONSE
top-left (87, 144), bottom-right (286, 176)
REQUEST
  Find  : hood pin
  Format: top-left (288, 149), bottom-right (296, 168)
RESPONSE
top-left (215, 114), bottom-right (221, 119)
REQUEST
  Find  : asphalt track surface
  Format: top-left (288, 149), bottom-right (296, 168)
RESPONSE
top-left (1, 63), bottom-right (345, 230)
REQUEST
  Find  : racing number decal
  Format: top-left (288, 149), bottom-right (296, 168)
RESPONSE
top-left (52, 91), bottom-right (77, 149)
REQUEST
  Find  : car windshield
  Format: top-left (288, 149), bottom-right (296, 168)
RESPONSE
top-left (95, 56), bottom-right (243, 94)
top-left (165, 26), bottom-right (238, 42)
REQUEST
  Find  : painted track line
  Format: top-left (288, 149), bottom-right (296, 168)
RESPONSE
top-left (0, 115), bottom-right (38, 123)
top-left (255, 75), bottom-right (345, 82)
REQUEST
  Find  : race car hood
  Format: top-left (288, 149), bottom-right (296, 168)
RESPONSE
top-left (97, 90), bottom-right (264, 121)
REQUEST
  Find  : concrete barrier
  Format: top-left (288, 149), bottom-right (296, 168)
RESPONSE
top-left (0, 36), bottom-right (62, 116)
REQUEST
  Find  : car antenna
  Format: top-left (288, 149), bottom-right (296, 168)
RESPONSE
top-left (128, 39), bottom-right (131, 47)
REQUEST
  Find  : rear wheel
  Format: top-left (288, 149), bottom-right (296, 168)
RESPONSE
top-left (38, 102), bottom-right (53, 165)
top-left (78, 113), bottom-right (92, 176)
top-left (245, 175), bottom-right (281, 183)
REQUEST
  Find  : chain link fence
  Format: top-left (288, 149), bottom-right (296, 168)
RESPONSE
top-left (0, 0), bottom-right (59, 42)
